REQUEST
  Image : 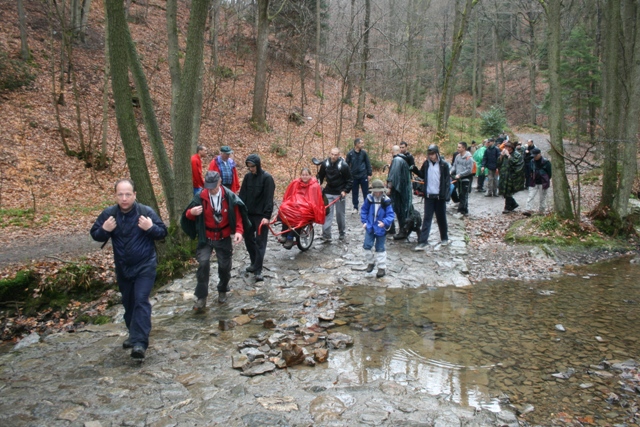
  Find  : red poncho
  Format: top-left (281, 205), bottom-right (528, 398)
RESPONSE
top-left (278, 178), bottom-right (326, 228)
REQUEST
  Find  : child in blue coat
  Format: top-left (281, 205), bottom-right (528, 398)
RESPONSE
top-left (360, 179), bottom-right (395, 278)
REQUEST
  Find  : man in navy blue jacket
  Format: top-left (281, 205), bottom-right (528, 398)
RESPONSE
top-left (90, 179), bottom-right (167, 360)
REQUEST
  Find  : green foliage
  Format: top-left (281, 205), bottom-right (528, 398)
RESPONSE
top-left (155, 227), bottom-right (197, 287)
top-left (315, 90), bottom-right (324, 99)
top-left (0, 270), bottom-right (36, 303)
top-left (479, 106), bottom-right (507, 137)
top-left (270, 142), bottom-right (288, 157)
top-left (0, 50), bottom-right (35, 91)
top-left (214, 66), bottom-right (235, 79)
top-left (75, 314), bottom-right (111, 325)
top-left (45, 263), bottom-right (102, 292)
top-left (0, 208), bottom-right (35, 228)
top-left (504, 214), bottom-right (626, 248)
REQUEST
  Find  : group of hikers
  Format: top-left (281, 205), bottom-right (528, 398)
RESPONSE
top-left (90, 137), bottom-right (552, 360)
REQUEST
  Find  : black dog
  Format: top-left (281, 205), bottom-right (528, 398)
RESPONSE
top-left (401, 205), bottom-right (422, 240)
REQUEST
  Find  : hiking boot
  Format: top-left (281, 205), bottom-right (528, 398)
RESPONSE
top-left (283, 239), bottom-right (295, 249)
top-left (245, 264), bottom-right (257, 273)
top-left (320, 235), bottom-right (332, 243)
top-left (366, 263), bottom-right (375, 273)
top-left (440, 240), bottom-right (450, 246)
top-left (131, 345), bottom-right (145, 360)
top-left (376, 268), bottom-right (386, 278)
top-left (218, 292), bottom-right (227, 304)
top-left (522, 211), bottom-right (532, 217)
top-left (339, 234), bottom-right (346, 241)
top-left (122, 338), bottom-right (133, 349)
top-left (393, 233), bottom-right (407, 240)
top-left (484, 193), bottom-right (493, 197)
top-left (254, 273), bottom-right (264, 282)
top-left (414, 243), bottom-right (428, 251)
top-left (193, 297), bottom-right (207, 311)
top-left (277, 236), bottom-right (287, 244)
top-left (502, 209), bottom-right (513, 214)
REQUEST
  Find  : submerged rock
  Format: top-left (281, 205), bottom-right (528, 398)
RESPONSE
top-left (327, 332), bottom-right (354, 349)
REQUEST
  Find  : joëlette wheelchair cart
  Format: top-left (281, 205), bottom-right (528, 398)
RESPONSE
top-left (258, 157), bottom-right (342, 252)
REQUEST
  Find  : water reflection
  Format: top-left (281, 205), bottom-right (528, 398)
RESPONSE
top-left (333, 257), bottom-right (640, 423)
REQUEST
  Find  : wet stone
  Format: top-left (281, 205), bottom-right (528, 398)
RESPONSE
top-left (218, 319), bottom-right (236, 331)
top-left (241, 361), bottom-right (276, 376)
top-left (309, 395), bottom-right (347, 421)
top-left (232, 354), bottom-right (249, 369)
top-left (327, 332), bottom-right (354, 349)
top-left (263, 319), bottom-right (277, 329)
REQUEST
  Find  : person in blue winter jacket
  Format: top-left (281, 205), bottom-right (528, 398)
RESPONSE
top-left (360, 179), bottom-right (395, 278)
top-left (90, 179), bottom-right (167, 360)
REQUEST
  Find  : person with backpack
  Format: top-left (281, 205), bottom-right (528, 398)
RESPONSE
top-left (90, 179), bottom-right (168, 360)
top-left (481, 138), bottom-right (501, 197)
top-left (360, 179), bottom-right (395, 278)
top-left (317, 147), bottom-right (352, 241)
top-left (524, 148), bottom-right (553, 216)
top-left (451, 141), bottom-right (474, 216)
top-left (473, 140), bottom-right (488, 192)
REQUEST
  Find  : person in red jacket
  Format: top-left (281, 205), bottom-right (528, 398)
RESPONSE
top-left (191, 145), bottom-right (207, 195)
top-left (183, 171), bottom-right (246, 308)
top-left (208, 145), bottom-right (239, 193)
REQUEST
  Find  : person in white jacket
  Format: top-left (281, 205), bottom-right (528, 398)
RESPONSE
top-left (451, 142), bottom-right (474, 216)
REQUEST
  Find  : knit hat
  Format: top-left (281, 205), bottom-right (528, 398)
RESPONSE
top-left (531, 148), bottom-right (541, 155)
top-left (371, 179), bottom-right (385, 191)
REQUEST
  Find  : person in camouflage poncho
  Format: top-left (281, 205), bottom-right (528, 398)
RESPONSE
top-left (497, 142), bottom-right (526, 213)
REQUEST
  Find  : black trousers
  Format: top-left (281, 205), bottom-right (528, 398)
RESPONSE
top-left (195, 237), bottom-right (232, 298)
top-left (244, 214), bottom-right (269, 274)
top-left (457, 179), bottom-right (471, 214)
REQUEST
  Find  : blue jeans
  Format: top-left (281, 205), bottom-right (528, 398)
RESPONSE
top-left (116, 266), bottom-right (156, 350)
top-left (418, 198), bottom-right (448, 244)
top-left (351, 177), bottom-right (369, 210)
top-left (363, 230), bottom-right (386, 252)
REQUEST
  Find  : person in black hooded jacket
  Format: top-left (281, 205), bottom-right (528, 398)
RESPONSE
top-left (239, 154), bottom-right (275, 282)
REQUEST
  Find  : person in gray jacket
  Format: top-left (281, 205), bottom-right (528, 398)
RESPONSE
top-left (451, 142), bottom-right (474, 216)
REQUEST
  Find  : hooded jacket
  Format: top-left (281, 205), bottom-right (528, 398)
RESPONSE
top-left (360, 193), bottom-right (395, 237)
top-left (239, 154), bottom-right (276, 220)
top-left (482, 144), bottom-right (501, 171)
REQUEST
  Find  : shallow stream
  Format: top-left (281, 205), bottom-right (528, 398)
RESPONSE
top-left (330, 256), bottom-right (640, 425)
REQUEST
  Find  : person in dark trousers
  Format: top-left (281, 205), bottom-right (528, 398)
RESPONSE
top-left (345, 138), bottom-right (372, 213)
top-left (191, 145), bottom-right (207, 195)
top-left (523, 139), bottom-right (537, 189)
top-left (481, 138), bottom-right (501, 197)
top-left (412, 145), bottom-right (450, 251)
top-left (399, 141), bottom-right (416, 168)
top-left (451, 141), bottom-right (474, 216)
top-left (181, 171), bottom-right (248, 308)
top-left (90, 179), bottom-right (168, 360)
top-left (387, 145), bottom-right (413, 240)
top-left (498, 142), bottom-right (526, 213)
top-left (239, 154), bottom-right (275, 282)
top-left (524, 148), bottom-right (553, 215)
top-left (318, 147), bottom-right (353, 241)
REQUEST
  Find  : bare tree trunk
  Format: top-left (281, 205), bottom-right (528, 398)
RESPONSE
top-left (355, 0), bottom-right (370, 129)
top-left (251, 0), bottom-right (271, 129)
top-left (600, 0), bottom-right (621, 209)
top-left (436, 0), bottom-right (477, 140)
top-left (105, 0), bottom-right (159, 213)
top-left (613, 0), bottom-right (640, 218)
top-left (472, 10), bottom-right (478, 119)
top-left (17, 0), bottom-right (30, 60)
top-left (314, 0), bottom-right (321, 94)
top-left (100, 13), bottom-right (110, 168)
top-left (344, 0), bottom-right (356, 103)
top-left (209, 0), bottom-right (220, 69)
top-left (167, 0), bottom-right (181, 142)
top-left (125, 18), bottom-right (177, 223)
top-left (174, 0), bottom-right (212, 216)
top-left (541, 0), bottom-right (574, 220)
top-left (79, 0), bottom-right (92, 43)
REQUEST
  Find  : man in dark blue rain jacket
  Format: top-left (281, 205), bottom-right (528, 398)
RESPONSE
top-left (90, 179), bottom-right (167, 360)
